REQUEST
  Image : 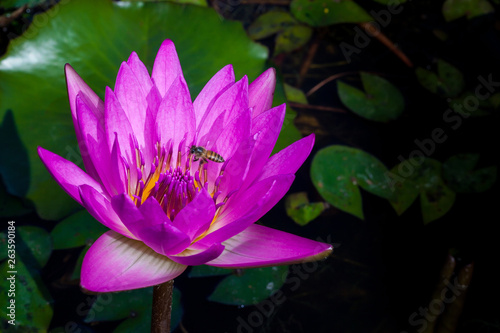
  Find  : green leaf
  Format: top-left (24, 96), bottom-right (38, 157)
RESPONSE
top-left (385, 165), bottom-right (419, 216)
top-left (448, 91), bottom-right (493, 117)
top-left (85, 287), bottom-right (182, 330)
top-left (415, 68), bottom-right (440, 94)
top-left (113, 314), bottom-right (152, 333)
top-left (291, 0), bottom-right (373, 26)
top-left (442, 154), bottom-right (497, 193)
top-left (51, 210), bottom-right (108, 249)
top-left (247, 11), bottom-right (312, 56)
top-left (310, 145), bottom-right (394, 219)
top-left (285, 192), bottom-right (326, 225)
top-left (1, 225), bottom-right (52, 269)
top-left (85, 288), bottom-right (153, 322)
top-left (248, 10), bottom-right (298, 40)
top-left (442, 0), bottom-right (494, 22)
top-left (0, 0), bottom-right (269, 220)
top-left (388, 158), bottom-right (456, 223)
top-left (0, 258), bottom-right (53, 330)
top-left (209, 266), bottom-right (289, 305)
top-left (284, 83), bottom-right (308, 104)
top-left (188, 265), bottom-right (232, 277)
top-left (337, 72), bottom-right (405, 122)
top-left (274, 24), bottom-right (313, 55)
top-left (113, 289), bottom-right (182, 333)
top-left (415, 59), bottom-right (465, 97)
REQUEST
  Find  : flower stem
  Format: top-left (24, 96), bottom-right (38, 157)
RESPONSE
top-left (151, 279), bottom-right (174, 333)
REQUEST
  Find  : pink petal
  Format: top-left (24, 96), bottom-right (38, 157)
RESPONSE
top-left (155, 76), bottom-right (195, 163)
top-left (37, 147), bottom-right (106, 205)
top-left (65, 63), bottom-right (104, 128)
top-left (104, 87), bottom-right (136, 179)
top-left (169, 242), bottom-right (225, 266)
top-left (79, 185), bottom-right (136, 239)
top-left (152, 40), bottom-right (183, 98)
top-left (202, 107), bottom-right (252, 193)
top-left (111, 194), bottom-right (191, 255)
top-left (202, 174), bottom-right (295, 244)
top-left (81, 230), bottom-right (187, 292)
top-left (193, 64), bottom-right (235, 127)
top-left (114, 61), bottom-right (148, 148)
top-left (142, 84), bottom-right (163, 177)
top-left (206, 224), bottom-right (333, 268)
top-left (127, 51), bottom-right (154, 95)
top-left (256, 134), bottom-right (315, 182)
top-left (196, 76), bottom-right (249, 144)
top-left (76, 95), bottom-right (120, 195)
top-left (212, 106), bottom-right (251, 162)
top-left (138, 197), bottom-right (191, 255)
top-left (65, 64), bottom-right (104, 180)
top-left (200, 203), bottom-right (263, 245)
top-left (108, 135), bottom-right (128, 195)
top-left (217, 135), bottom-right (256, 200)
top-left (109, 193), bottom-right (144, 238)
top-left (238, 104), bottom-right (286, 191)
top-left (219, 173), bottom-right (294, 224)
top-left (249, 68), bottom-right (276, 118)
top-left (172, 189), bottom-right (215, 241)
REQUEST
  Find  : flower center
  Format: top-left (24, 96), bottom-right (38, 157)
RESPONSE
top-left (126, 139), bottom-right (228, 221)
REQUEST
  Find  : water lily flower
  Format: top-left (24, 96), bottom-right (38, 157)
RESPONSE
top-left (38, 40), bottom-right (332, 292)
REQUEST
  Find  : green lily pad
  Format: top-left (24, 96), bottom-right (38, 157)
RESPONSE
top-left (415, 59), bottom-right (465, 97)
top-left (188, 265), bottom-right (232, 277)
top-left (284, 83), bottom-right (308, 104)
top-left (0, 257), bottom-right (53, 330)
top-left (285, 192), bottom-right (326, 226)
top-left (311, 145), bottom-right (394, 219)
top-left (0, 0), bottom-right (269, 221)
top-left (248, 11), bottom-right (312, 56)
top-left (51, 210), bottom-right (108, 249)
top-left (248, 10), bottom-right (298, 40)
top-left (442, 154), bottom-right (497, 193)
top-left (388, 158), bottom-right (456, 223)
top-left (337, 72), bottom-right (405, 122)
top-left (274, 24), bottom-right (313, 56)
top-left (84, 286), bottom-right (182, 330)
top-left (209, 266), bottom-right (289, 305)
top-left (0, 225), bottom-right (52, 269)
top-left (442, 0), bottom-right (494, 22)
top-left (448, 91), bottom-right (494, 117)
top-left (290, 0), bottom-right (373, 26)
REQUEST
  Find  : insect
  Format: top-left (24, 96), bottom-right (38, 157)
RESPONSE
top-left (189, 145), bottom-right (225, 164)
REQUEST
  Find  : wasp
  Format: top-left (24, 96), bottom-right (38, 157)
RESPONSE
top-left (189, 146), bottom-right (225, 164)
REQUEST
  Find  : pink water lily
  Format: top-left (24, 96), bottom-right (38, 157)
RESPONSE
top-left (38, 40), bottom-right (332, 292)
